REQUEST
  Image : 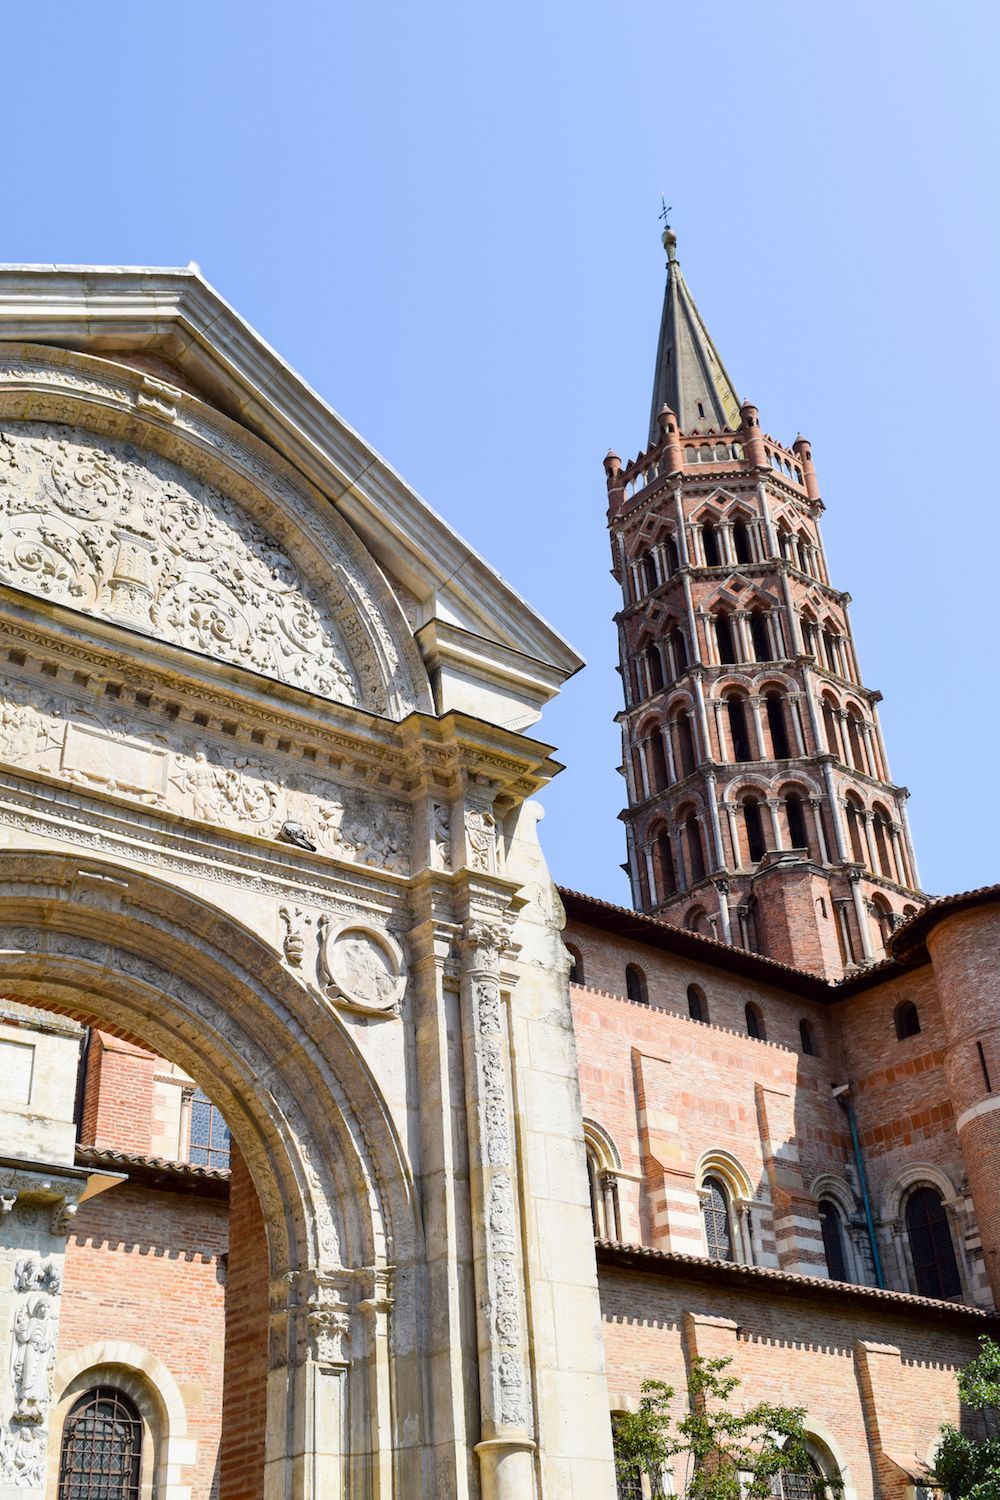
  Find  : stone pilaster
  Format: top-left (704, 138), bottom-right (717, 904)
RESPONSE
top-left (459, 918), bottom-right (536, 1498)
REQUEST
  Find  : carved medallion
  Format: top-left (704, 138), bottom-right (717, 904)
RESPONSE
top-left (320, 919), bottom-right (405, 1016)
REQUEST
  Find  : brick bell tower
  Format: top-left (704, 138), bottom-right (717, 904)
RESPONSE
top-left (606, 224), bottom-right (925, 978)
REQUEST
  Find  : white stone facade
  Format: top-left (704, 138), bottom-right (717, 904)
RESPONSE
top-left (0, 268), bottom-right (616, 1499)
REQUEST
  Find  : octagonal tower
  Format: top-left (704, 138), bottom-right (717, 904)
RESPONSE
top-left (608, 227), bottom-right (924, 978)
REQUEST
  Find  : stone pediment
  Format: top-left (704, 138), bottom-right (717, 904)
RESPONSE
top-left (0, 420), bottom-right (366, 709)
top-left (0, 266), bottom-right (582, 725)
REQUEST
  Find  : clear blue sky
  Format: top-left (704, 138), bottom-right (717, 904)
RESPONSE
top-left (11, 2), bottom-right (999, 901)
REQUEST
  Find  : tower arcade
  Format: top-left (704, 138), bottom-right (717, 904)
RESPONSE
top-left (607, 226), bottom-right (923, 978)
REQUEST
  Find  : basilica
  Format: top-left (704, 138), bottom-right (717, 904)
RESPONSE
top-left (0, 237), bottom-right (993, 1500)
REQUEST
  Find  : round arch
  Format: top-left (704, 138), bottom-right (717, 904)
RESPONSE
top-left (48, 1341), bottom-right (190, 1500)
top-left (695, 1148), bottom-right (755, 1202)
top-left (881, 1161), bottom-right (959, 1225)
top-left (0, 849), bottom-right (421, 1491)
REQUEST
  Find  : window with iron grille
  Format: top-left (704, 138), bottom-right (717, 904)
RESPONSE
top-left (905, 1186), bottom-right (961, 1299)
top-left (189, 1088), bottom-right (231, 1169)
top-left (58, 1386), bottom-right (142, 1500)
top-left (774, 1457), bottom-right (824, 1500)
top-left (702, 1175), bottom-right (733, 1262)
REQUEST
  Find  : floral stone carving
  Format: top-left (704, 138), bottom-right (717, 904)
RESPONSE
top-left (320, 919), bottom-right (405, 1016)
top-left (0, 422), bottom-right (364, 706)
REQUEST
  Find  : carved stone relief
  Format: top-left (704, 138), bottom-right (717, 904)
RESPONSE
top-left (0, 1255), bottom-right (62, 1489)
top-left (320, 919), bottom-right (405, 1017)
top-left (431, 803), bottom-right (451, 872)
top-left (0, 422), bottom-right (363, 705)
top-left (0, 673), bottom-right (412, 877)
top-left (466, 808), bottom-right (498, 873)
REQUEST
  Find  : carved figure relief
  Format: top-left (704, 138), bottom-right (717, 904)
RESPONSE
top-left (10, 1296), bottom-right (55, 1423)
top-left (0, 1423), bottom-right (45, 1489)
top-left (431, 803), bottom-right (451, 871)
top-left (0, 423), bottom-right (362, 705)
top-left (320, 919), bottom-right (405, 1016)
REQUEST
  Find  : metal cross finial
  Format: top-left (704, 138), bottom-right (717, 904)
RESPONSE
top-left (658, 195), bottom-right (672, 228)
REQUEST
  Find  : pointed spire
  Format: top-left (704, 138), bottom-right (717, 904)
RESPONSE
top-left (648, 226), bottom-right (742, 446)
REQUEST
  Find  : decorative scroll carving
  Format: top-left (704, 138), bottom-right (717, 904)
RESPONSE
top-left (0, 422), bottom-right (363, 705)
top-left (320, 919), bottom-right (405, 1017)
top-left (460, 920), bottom-right (530, 1429)
top-left (466, 808), bottom-right (498, 873)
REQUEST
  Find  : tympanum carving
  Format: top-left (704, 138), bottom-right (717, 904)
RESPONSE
top-left (0, 423), bottom-right (362, 704)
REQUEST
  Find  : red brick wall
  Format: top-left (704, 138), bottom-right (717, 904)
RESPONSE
top-left (79, 1031), bottom-right (157, 1154)
top-left (61, 1182), bottom-right (228, 1500)
top-left (219, 1144), bottom-right (268, 1500)
top-left (600, 1265), bottom-right (981, 1500)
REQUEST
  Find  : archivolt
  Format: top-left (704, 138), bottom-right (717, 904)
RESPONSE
top-left (0, 851), bottom-right (416, 1281)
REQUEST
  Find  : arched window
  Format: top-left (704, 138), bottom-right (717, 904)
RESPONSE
top-left (749, 609), bottom-right (774, 662)
top-left (663, 535), bottom-right (680, 577)
top-left (667, 626), bottom-right (688, 678)
top-left (846, 710), bottom-right (867, 773)
top-left (775, 1453), bottom-right (826, 1500)
top-left (654, 828), bottom-right (677, 901)
top-left (742, 796), bottom-right (766, 863)
top-left (726, 694), bottom-right (752, 762)
top-left (873, 806), bottom-right (894, 879)
top-left (715, 611), bottom-right (737, 664)
top-left (845, 795), bottom-right (865, 865)
top-left (765, 691), bottom-right (790, 759)
top-left (644, 644), bottom-right (664, 697)
top-left (640, 553), bottom-right (659, 596)
top-left (786, 791), bottom-right (810, 853)
top-left (58, 1387), bottom-right (143, 1500)
top-left (702, 522), bottom-right (722, 567)
top-left (648, 731), bottom-right (668, 792)
top-left (799, 1018), bottom-right (817, 1056)
top-left (189, 1087), bottom-right (231, 1168)
top-left (822, 695), bottom-right (841, 758)
top-left (586, 1145), bottom-right (621, 1242)
top-left (687, 984), bottom-right (707, 1023)
top-left (565, 944), bottom-right (584, 985)
top-left (745, 1002), bottom-right (766, 1041)
top-left (819, 1200), bottom-right (848, 1282)
top-left (702, 1175), bottom-right (733, 1261)
top-left (872, 895), bottom-right (895, 951)
top-left (894, 1000), bottom-right (921, 1039)
top-left (682, 813), bottom-right (706, 883)
top-left (801, 614), bottom-right (818, 658)
top-left (612, 1415), bottom-right (644, 1500)
top-left (778, 526), bottom-right (793, 561)
top-left (685, 906), bottom-right (711, 935)
top-left (905, 1186), bottom-right (961, 1298)
top-left (673, 710), bottom-right (696, 778)
top-left (733, 519), bottom-right (753, 564)
top-left (625, 965), bottom-right (648, 1005)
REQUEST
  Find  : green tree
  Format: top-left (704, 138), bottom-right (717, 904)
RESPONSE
top-left (934, 1337), bottom-right (1000, 1500)
top-left (612, 1356), bottom-right (830, 1500)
